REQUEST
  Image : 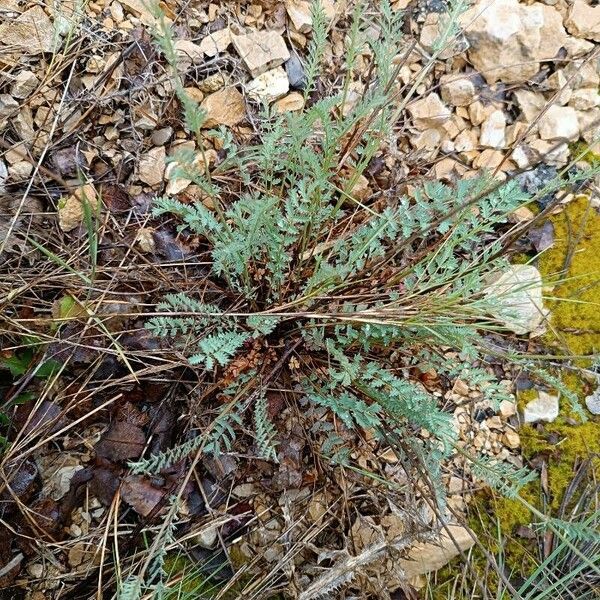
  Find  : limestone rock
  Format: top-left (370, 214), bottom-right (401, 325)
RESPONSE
top-left (480, 110), bottom-right (506, 148)
top-left (569, 89), bottom-right (600, 111)
top-left (577, 108), bottom-right (600, 144)
top-left (119, 0), bottom-right (157, 25)
top-left (499, 399), bottom-right (517, 418)
top-left (399, 525), bottom-right (475, 579)
top-left (0, 94), bottom-right (18, 119)
top-left (511, 146), bottom-right (535, 169)
top-left (58, 184), bottom-right (98, 232)
top-left (565, 0), bottom-right (600, 42)
top-left (232, 30), bottom-right (290, 77)
top-left (8, 160), bottom-right (33, 180)
top-left (274, 92), bottom-right (305, 113)
top-left (502, 430), bottom-right (520, 449)
top-left (0, 6), bottom-right (57, 54)
top-left (530, 139), bottom-right (570, 166)
top-left (523, 391), bottom-right (559, 423)
top-left (513, 90), bottom-right (546, 123)
top-left (246, 67), bottom-right (290, 103)
top-left (151, 127), bottom-right (173, 146)
top-left (485, 265), bottom-right (547, 335)
top-left (585, 378), bottom-right (600, 415)
top-left (563, 36), bottom-right (595, 58)
top-left (138, 146), bottom-right (166, 187)
top-left (199, 28), bottom-right (231, 57)
top-left (563, 61), bottom-right (599, 90)
top-left (285, 0), bottom-right (312, 33)
top-left (407, 93), bottom-right (451, 130)
top-left (439, 74), bottom-right (476, 107)
top-left (461, 0), bottom-right (567, 84)
top-left (538, 106), bottom-right (580, 141)
top-left (454, 129), bottom-right (478, 152)
top-left (198, 73), bottom-right (227, 94)
top-left (175, 40), bottom-right (204, 71)
top-left (201, 86), bottom-right (246, 128)
top-left (11, 70), bottom-right (38, 99)
top-left (420, 13), bottom-right (469, 58)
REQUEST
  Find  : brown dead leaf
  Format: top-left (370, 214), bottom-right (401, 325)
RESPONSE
top-left (101, 183), bottom-right (132, 212)
top-left (17, 400), bottom-right (67, 437)
top-left (95, 421), bottom-right (145, 462)
top-left (1, 460), bottom-right (39, 513)
top-left (121, 474), bottom-right (166, 517)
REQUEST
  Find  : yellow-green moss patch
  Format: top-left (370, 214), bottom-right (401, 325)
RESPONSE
top-left (539, 195), bottom-right (600, 357)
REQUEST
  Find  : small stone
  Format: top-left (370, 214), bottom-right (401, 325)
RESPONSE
top-left (439, 74), bottom-right (476, 107)
top-left (480, 110), bottom-right (506, 149)
top-left (538, 106), bottom-right (579, 141)
top-left (201, 86), bottom-right (246, 128)
top-left (577, 108), bottom-right (600, 145)
top-left (164, 161), bottom-right (191, 195)
top-left (499, 399), bottom-right (517, 418)
top-left (564, 61), bottom-right (599, 90)
top-left (199, 28), bottom-right (231, 56)
top-left (502, 430), bottom-right (520, 449)
top-left (523, 391), bottom-right (559, 423)
top-left (565, 0), bottom-right (600, 42)
top-left (453, 378), bottom-right (470, 396)
top-left (119, 0), bottom-right (156, 24)
top-left (285, 53), bottom-right (306, 89)
top-left (448, 476), bottom-right (464, 494)
top-left (511, 146), bottom-right (535, 169)
top-left (509, 206), bottom-right (535, 223)
top-left (14, 107), bottom-right (35, 144)
top-left (196, 525), bottom-right (218, 549)
top-left (11, 70), bottom-right (38, 99)
top-left (175, 39), bottom-right (204, 71)
top-left (569, 89), bottom-right (600, 111)
top-left (198, 73), bottom-right (227, 94)
top-left (0, 6), bottom-right (57, 54)
top-left (454, 129), bottom-right (477, 152)
top-left (0, 94), bottom-right (18, 118)
top-left (399, 525), bottom-right (475, 578)
top-left (513, 89), bottom-right (545, 123)
top-left (563, 36), bottom-right (595, 58)
top-left (285, 0), bottom-right (312, 33)
top-left (379, 448), bottom-right (399, 463)
top-left (420, 13), bottom-right (469, 58)
top-left (183, 87), bottom-right (204, 104)
top-left (151, 127), bottom-right (173, 146)
top-left (232, 30), bottom-right (290, 77)
top-left (138, 146), bottom-right (166, 187)
top-left (233, 483), bottom-right (257, 498)
top-left (27, 563), bottom-right (44, 579)
top-left (486, 416), bottom-right (503, 430)
top-left (485, 265), bottom-right (547, 334)
top-left (246, 66), bottom-right (290, 103)
top-left (348, 173), bottom-right (370, 201)
top-left (407, 93), bottom-right (450, 130)
top-left (473, 149), bottom-right (504, 170)
top-left (414, 128), bottom-right (442, 151)
top-left (461, 0), bottom-right (567, 84)
top-left (585, 381), bottom-right (600, 415)
top-left (274, 92), bottom-right (305, 113)
top-left (136, 228), bottom-right (155, 253)
top-left (530, 139), bottom-right (570, 166)
top-left (468, 101), bottom-right (495, 126)
top-left (8, 160), bottom-right (33, 180)
top-left (58, 184), bottom-right (98, 232)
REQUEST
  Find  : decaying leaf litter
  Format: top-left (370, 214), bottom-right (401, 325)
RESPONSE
top-left (1, 0), bottom-right (599, 598)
